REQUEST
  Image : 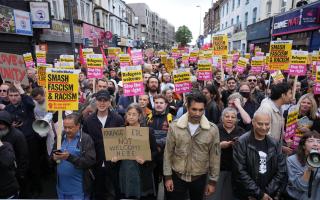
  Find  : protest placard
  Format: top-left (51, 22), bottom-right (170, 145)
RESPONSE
top-left (284, 105), bottom-right (299, 147)
top-left (86, 54), bottom-right (103, 79)
top-left (271, 70), bottom-right (285, 82)
top-left (107, 47), bottom-right (121, 59)
top-left (60, 55), bottom-right (74, 63)
top-left (166, 57), bottom-right (175, 73)
top-left (269, 40), bottom-right (292, 70)
top-left (173, 68), bottom-right (192, 94)
top-left (37, 64), bottom-right (53, 87)
top-left (46, 68), bottom-right (80, 111)
top-left (55, 61), bottom-right (74, 69)
top-left (0, 52), bottom-right (29, 85)
top-left (251, 56), bottom-right (264, 74)
top-left (23, 53), bottom-right (34, 68)
top-left (121, 65), bottom-right (144, 96)
top-left (289, 50), bottom-right (308, 76)
top-left (36, 50), bottom-right (46, 64)
top-left (189, 50), bottom-right (199, 62)
top-left (212, 35), bottom-right (228, 56)
top-left (102, 127), bottom-right (151, 161)
top-left (119, 54), bottom-right (131, 67)
top-left (182, 53), bottom-right (189, 65)
top-left (197, 60), bottom-right (212, 81)
top-left (235, 57), bottom-right (248, 74)
top-left (131, 49), bottom-right (144, 65)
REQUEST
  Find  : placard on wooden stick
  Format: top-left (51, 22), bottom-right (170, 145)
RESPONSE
top-left (102, 127), bottom-right (151, 161)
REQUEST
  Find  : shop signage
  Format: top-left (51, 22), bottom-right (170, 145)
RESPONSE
top-left (272, 2), bottom-right (320, 36)
top-left (29, 1), bottom-right (51, 28)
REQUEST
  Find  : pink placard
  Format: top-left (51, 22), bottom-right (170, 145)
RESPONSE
top-left (123, 82), bottom-right (145, 96)
top-left (189, 57), bottom-right (197, 62)
top-left (289, 64), bottom-right (306, 76)
top-left (131, 50), bottom-right (144, 65)
top-left (314, 83), bottom-right (320, 94)
top-left (174, 82), bottom-right (192, 94)
top-left (120, 62), bottom-right (130, 67)
top-left (172, 52), bottom-right (180, 59)
top-left (251, 66), bottom-right (262, 74)
top-left (198, 71), bottom-right (212, 81)
top-left (25, 61), bottom-right (35, 68)
top-left (37, 58), bottom-right (46, 64)
top-left (87, 67), bottom-right (103, 79)
top-left (235, 65), bottom-right (245, 74)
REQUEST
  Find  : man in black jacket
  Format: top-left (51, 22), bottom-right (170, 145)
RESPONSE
top-left (82, 90), bottom-right (124, 200)
top-left (5, 83), bottom-right (45, 198)
top-left (0, 140), bottom-right (19, 199)
top-left (0, 111), bottom-right (29, 192)
top-left (233, 111), bottom-right (287, 200)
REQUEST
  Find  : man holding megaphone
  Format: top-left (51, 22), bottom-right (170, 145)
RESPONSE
top-left (31, 87), bottom-right (55, 155)
top-left (286, 131), bottom-right (320, 200)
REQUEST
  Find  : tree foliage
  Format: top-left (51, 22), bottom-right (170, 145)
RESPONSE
top-left (175, 25), bottom-right (193, 46)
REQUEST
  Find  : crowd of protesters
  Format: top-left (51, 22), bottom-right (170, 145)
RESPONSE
top-left (0, 51), bottom-right (320, 200)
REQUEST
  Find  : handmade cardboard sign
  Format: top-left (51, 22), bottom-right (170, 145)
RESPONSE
top-left (102, 127), bottom-right (151, 161)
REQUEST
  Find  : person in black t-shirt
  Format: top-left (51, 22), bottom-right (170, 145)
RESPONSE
top-left (233, 111), bottom-right (287, 200)
top-left (211, 107), bottom-right (245, 200)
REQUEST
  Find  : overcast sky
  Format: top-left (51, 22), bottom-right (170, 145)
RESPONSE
top-left (124, 0), bottom-right (214, 44)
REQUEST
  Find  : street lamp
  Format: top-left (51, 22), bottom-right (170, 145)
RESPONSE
top-left (196, 5), bottom-right (201, 36)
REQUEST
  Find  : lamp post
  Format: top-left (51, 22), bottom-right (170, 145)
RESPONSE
top-left (196, 5), bottom-right (202, 36)
top-left (67, 0), bottom-right (76, 59)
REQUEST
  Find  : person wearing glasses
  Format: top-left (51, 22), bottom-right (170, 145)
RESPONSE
top-left (286, 131), bottom-right (320, 200)
top-left (247, 75), bottom-right (265, 104)
top-left (0, 83), bottom-right (10, 110)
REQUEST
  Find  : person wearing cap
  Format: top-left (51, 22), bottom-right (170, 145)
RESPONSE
top-left (0, 110), bottom-right (29, 198)
top-left (82, 90), bottom-right (124, 200)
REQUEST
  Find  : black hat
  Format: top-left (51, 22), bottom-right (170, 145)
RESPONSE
top-left (95, 90), bottom-right (111, 101)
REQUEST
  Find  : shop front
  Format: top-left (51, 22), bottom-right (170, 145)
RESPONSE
top-left (272, 1), bottom-right (320, 51)
top-left (40, 19), bottom-right (82, 63)
top-left (246, 17), bottom-right (272, 53)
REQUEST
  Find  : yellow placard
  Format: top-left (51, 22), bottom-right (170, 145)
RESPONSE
top-left (173, 71), bottom-right (191, 83)
top-left (161, 55), bottom-right (167, 64)
top-left (23, 53), bottom-right (33, 62)
top-left (56, 62), bottom-right (74, 69)
top-left (37, 64), bottom-right (52, 87)
top-left (46, 68), bottom-right (80, 111)
top-left (316, 66), bottom-right (320, 83)
top-left (245, 53), bottom-right (251, 59)
top-left (166, 57), bottom-right (175, 73)
top-left (251, 57), bottom-right (264, 66)
top-left (182, 54), bottom-right (189, 61)
top-left (60, 55), bottom-right (74, 62)
top-left (171, 47), bottom-right (178, 53)
top-left (212, 35), bottom-right (228, 56)
top-left (119, 54), bottom-right (131, 63)
top-left (291, 50), bottom-right (308, 65)
top-left (86, 54), bottom-right (103, 67)
top-left (237, 57), bottom-right (247, 68)
top-left (190, 51), bottom-right (199, 58)
top-left (107, 47), bottom-right (121, 57)
top-left (271, 70), bottom-right (285, 82)
top-left (122, 70), bottom-right (143, 83)
top-left (269, 40), bottom-right (292, 70)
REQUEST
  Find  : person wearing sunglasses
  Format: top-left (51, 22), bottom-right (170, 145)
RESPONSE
top-left (247, 75), bottom-right (265, 104)
top-left (0, 83), bottom-right (10, 110)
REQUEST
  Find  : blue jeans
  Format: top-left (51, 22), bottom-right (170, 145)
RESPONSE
top-left (57, 192), bottom-right (89, 200)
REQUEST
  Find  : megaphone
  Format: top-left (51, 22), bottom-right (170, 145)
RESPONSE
top-left (32, 113), bottom-right (52, 137)
top-left (307, 149), bottom-right (320, 168)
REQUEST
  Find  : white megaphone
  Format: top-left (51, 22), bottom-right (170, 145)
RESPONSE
top-left (307, 149), bottom-right (320, 168)
top-left (32, 113), bottom-right (53, 137)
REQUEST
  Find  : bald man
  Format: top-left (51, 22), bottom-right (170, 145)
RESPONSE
top-left (232, 111), bottom-right (287, 200)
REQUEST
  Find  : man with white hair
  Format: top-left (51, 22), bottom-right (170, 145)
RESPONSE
top-left (233, 111), bottom-right (287, 200)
